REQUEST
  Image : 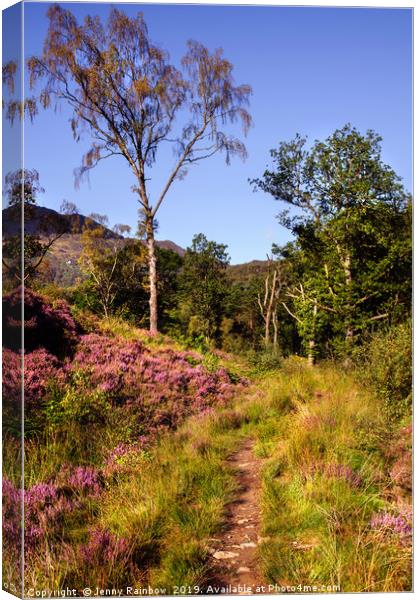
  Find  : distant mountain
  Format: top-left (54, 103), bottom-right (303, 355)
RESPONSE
top-left (155, 240), bottom-right (185, 256)
top-left (3, 205), bottom-right (121, 239)
top-left (2, 204), bottom-right (185, 252)
top-left (227, 260), bottom-right (270, 284)
top-left (2, 204), bottom-right (185, 287)
top-left (3, 204), bottom-right (267, 288)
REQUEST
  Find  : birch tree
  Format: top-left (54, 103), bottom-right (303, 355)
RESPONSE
top-left (27, 5), bottom-right (252, 333)
top-left (282, 283), bottom-right (320, 366)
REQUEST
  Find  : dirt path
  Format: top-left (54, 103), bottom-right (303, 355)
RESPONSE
top-left (205, 438), bottom-right (266, 594)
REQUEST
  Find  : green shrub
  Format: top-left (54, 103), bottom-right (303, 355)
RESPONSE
top-left (43, 371), bottom-right (110, 427)
top-left (202, 351), bottom-right (220, 373)
top-left (247, 348), bottom-right (283, 373)
top-left (356, 322), bottom-right (412, 423)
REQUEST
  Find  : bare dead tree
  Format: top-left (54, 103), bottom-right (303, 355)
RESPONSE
top-left (257, 258), bottom-right (284, 350)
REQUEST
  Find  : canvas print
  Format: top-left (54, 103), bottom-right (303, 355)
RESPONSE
top-left (2, 1), bottom-right (412, 597)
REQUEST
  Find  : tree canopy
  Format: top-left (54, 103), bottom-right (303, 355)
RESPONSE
top-left (252, 124), bottom-right (411, 358)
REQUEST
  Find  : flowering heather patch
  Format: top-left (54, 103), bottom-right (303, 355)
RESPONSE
top-left (3, 478), bottom-right (74, 557)
top-left (71, 333), bottom-right (245, 432)
top-left (104, 439), bottom-right (149, 476)
top-left (305, 461), bottom-right (362, 488)
top-left (55, 527), bottom-right (133, 590)
top-left (3, 288), bottom-right (79, 356)
top-left (2, 348), bottom-right (21, 410)
top-left (370, 508), bottom-right (412, 544)
top-left (51, 464), bottom-right (104, 499)
top-left (3, 292), bottom-right (249, 585)
top-left (2, 478), bottom-right (21, 559)
top-left (25, 349), bottom-right (66, 408)
top-left (66, 466), bottom-right (103, 497)
top-left (391, 454), bottom-right (411, 494)
top-left (4, 291), bottom-right (246, 435)
top-left (3, 347), bottom-right (66, 412)
top-left (79, 527), bottom-right (130, 565)
top-left (3, 466), bottom-right (104, 559)
top-left (24, 482), bottom-right (76, 554)
top-left (385, 424), bottom-right (412, 495)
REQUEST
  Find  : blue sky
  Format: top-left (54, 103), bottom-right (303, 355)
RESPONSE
top-left (3, 2), bottom-right (413, 263)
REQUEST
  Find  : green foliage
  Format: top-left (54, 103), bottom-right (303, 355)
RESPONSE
top-left (221, 279), bottom-right (266, 352)
top-left (76, 229), bottom-right (183, 327)
top-left (254, 125), bottom-right (411, 361)
top-left (201, 351), bottom-right (220, 373)
top-left (247, 349), bottom-right (283, 374)
top-left (78, 227), bottom-right (149, 319)
top-left (69, 279), bottom-right (104, 314)
top-left (252, 125), bottom-right (406, 230)
top-left (354, 322), bottom-right (412, 423)
top-left (44, 371), bottom-right (110, 428)
top-left (176, 233), bottom-right (230, 344)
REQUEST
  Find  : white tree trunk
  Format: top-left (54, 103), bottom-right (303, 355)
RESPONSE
top-left (307, 299), bottom-right (317, 367)
top-left (147, 226), bottom-right (158, 334)
top-left (272, 310), bottom-right (279, 351)
top-left (343, 252), bottom-right (353, 344)
top-left (307, 339), bottom-right (315, 367)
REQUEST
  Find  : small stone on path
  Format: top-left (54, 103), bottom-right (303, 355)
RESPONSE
top-left (213, 550), bottom-right (239, 560)
top-left (240, 541), bottom-right (257, 548)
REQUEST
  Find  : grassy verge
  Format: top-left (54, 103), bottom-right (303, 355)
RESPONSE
top-left (255, 358), bottom-right (412, 593)
top-left (97, 409), bottom-right (246, 591)
top-left (5, 308), bottom-right (411, 594)
top-left (20, 377), bottom-right (266, 593)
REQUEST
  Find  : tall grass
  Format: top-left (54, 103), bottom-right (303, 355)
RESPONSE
top-left (18, 355), bottom-right (412, 593)
top-left (19, 385), bottom-right (257, 593)
top-left (4, 301), bottom-right (412, 594)
top-left (256, 359), bottom-right (412, 592)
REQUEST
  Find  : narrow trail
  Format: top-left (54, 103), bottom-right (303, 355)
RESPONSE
top-left (206, 438), bottom-right (267, 594)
